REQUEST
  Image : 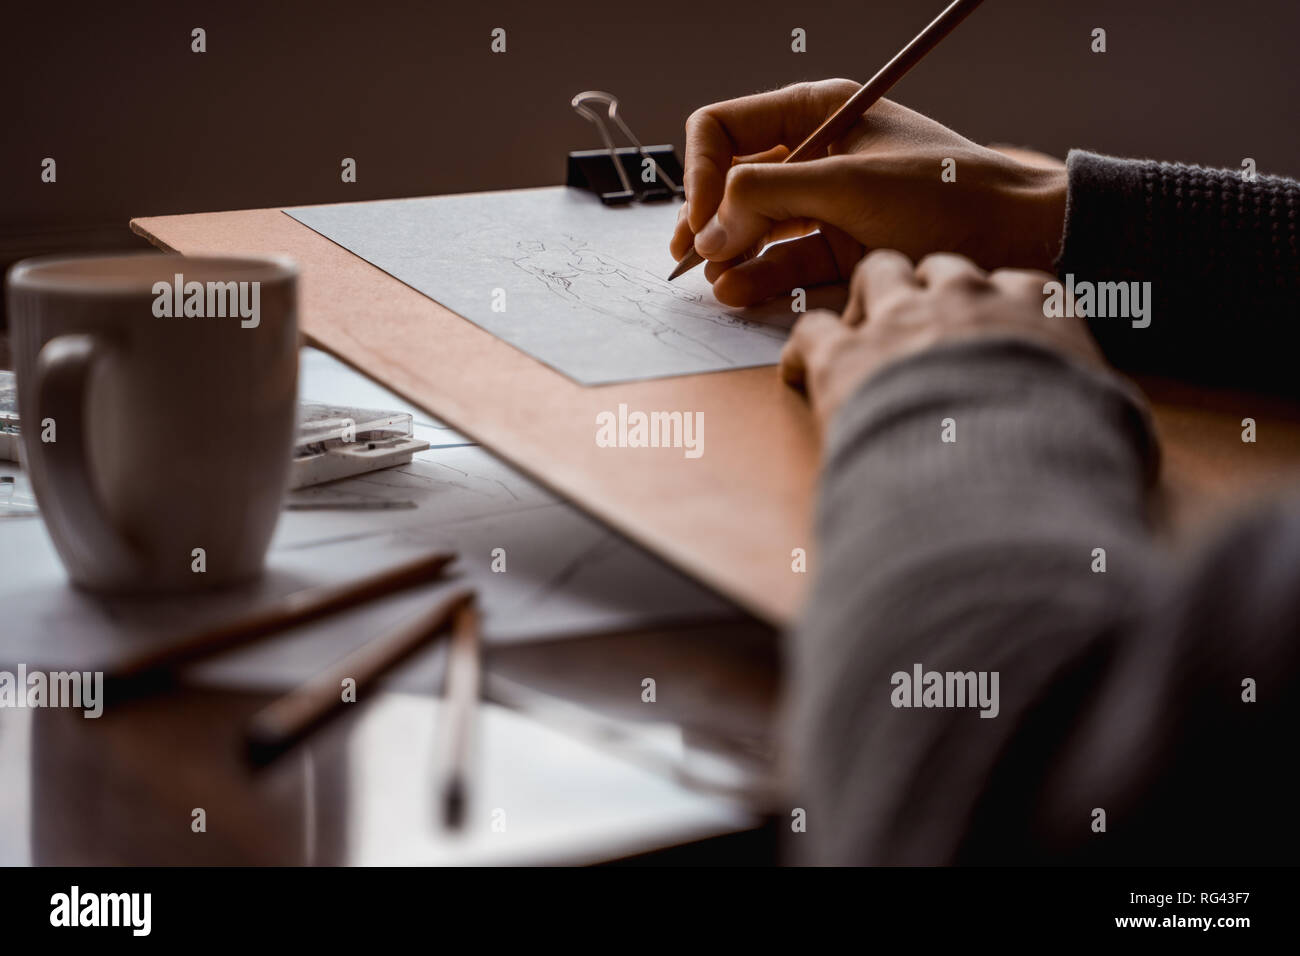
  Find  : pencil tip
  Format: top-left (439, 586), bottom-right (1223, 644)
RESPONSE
top-left (666, 259), bottom-right (689, 281)
top-left (443, 779), bottom-right (466, 830)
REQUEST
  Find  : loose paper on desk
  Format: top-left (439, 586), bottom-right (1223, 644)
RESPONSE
top-left (286, 187), bottom-right (805, 385)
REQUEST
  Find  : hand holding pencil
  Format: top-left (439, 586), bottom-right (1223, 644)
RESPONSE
top-left (668, 0), bottom-right (1071, 307)
top-left (669, 86), bottom-right (1068, 307)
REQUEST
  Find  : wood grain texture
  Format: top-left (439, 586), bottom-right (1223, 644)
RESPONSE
top-left (130, 204), bottom-right (1300, 625)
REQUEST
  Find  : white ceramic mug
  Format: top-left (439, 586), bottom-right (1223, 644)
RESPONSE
top-left (6, 252), bottom-right (299, 593)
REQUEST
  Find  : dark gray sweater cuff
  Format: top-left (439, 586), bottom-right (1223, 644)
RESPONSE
top-left (1055, 149), bottom-right (1299, 393)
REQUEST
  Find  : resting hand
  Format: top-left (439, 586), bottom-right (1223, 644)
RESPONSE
top-left (780, 250), bottom-right (1104, 432)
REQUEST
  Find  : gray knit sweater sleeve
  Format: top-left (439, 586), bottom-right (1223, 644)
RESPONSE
top-left (788, 340), bottom-right (1300, 864)
top-left (788, 340), bottom-right (1157, 864)
top-left (789, 150), bottom-right (1300, 864)
top-left (1055, 150), bottom-right (1300, 393)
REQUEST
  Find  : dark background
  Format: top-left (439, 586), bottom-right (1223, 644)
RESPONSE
top-left (3, 0), bottom-right (1297, 322)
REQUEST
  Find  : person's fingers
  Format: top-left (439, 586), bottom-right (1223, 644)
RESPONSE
top-left (703, 245), bottom-right (761, 284)
top-left (672, 151), bottom-right (789, 259)
top-left (692, 154), bottom-right (865, 262)
top-left (703, 256), bottom-right (744, 283)
top-left (764, 218), bottom-right (823, 244)
top-left (695, 217), bottom-right (849, 289)
top-left (669, 208), bottom-right (696, 260)
top-left (734, 145), bottom-right (790, 165)
top-left (988, 267), bottom-right (1053, 301)
top-left (818, 223), bottom-right (866, 281)
top-left (711, 233), bottom-right (843, 307)
top-left (988, 268), bottom-right (1105, 362)
top-left (683, 79), bottom-right (857, 233)
top-left (914, 252), bottom-right (989, 289)
top-left (846, 248), bottom-right (919, 326)
top-left (679, 215), bottom-right (817, 274)
top-left (779, 309), bottom-right (848, 389)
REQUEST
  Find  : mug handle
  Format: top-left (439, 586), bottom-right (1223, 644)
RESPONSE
top-left (33, 333), bottom-right (141, 574)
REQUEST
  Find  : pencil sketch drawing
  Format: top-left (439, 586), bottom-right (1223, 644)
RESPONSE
top-left (510, 236), bottom-right (785, 369)
top-left (286, 187), bottom-right (794, 384)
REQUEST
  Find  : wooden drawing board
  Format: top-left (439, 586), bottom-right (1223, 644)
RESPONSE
top-left (132, 197), bottom-right (1300, 627)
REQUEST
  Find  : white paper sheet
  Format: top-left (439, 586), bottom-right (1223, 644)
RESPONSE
top-left (343, 694), bottom-right (755, 865)
top-left (286, 187), bottom-right (800, 384)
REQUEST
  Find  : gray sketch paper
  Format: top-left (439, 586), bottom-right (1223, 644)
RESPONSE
top-left (286, 187), bottom-right (796, 384)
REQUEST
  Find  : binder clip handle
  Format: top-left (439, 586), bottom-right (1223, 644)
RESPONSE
top-left (567, 91), bottom-right (684, 205)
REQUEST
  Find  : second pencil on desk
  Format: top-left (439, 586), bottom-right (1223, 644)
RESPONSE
top-left (244, 586), bottom-right (475, 763)
top-left (437, 597), bottom-right (482, 831)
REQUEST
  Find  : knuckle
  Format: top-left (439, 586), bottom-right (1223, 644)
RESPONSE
top-left (684, 105), bottom-right (713, 132)
top-left (788, 312), bottom-right (817, 345)
top-left (807, 338), bottom-right (840, 385)
top-left (789, 79), bottom-right (822, 103)
top-left (820, 78), bottom-right (860, 99)
top-left (996, 267), bottom-right (1054, 290)
top-left (792, 310), bottom-right (838, 347)
top-left (807, 307), bottom-right (842, 326)
top-left (791, 309), bottom-right (824, 335)
top-left (863, 247), bottom-right (907, 268)
top-left (807, 334), bottom-right (857, 393)
top-left (921, 253), bottom-right (988, 286)
top-left (724, 162), bottom-right (762, 197)
top-left (849, 262), bottom-right (874, 294)
top-left (916, 252), bottom-right (952, 272)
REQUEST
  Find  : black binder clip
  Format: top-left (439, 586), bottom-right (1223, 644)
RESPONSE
top-left (567, 91), bottom-right (684, 205)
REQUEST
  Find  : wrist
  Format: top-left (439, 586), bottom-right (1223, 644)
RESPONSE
top-left (1018, 166), bottom-right (1068, 272)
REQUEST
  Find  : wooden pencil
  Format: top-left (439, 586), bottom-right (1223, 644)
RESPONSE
top-left (115, 549), bottom-right (457, 680)
top-left (437, 597), bottom-right (482, 830)
top-left (243, 586), bottom-right (476, 764)
top-left (668, 0), bottom-right (986, 280)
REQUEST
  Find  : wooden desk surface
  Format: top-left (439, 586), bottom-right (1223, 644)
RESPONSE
top-left (132, 203), bottom-right (1300, 625)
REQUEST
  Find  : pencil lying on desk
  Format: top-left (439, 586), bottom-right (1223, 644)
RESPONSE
top-left (437, 597), bottom-right (482, 830)
top-left (244, 586), bottom-right (476, 764)
top-left (668, 0), bottom-right (986, 281)
top-left (115, 550), bottom-right (458, 681)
